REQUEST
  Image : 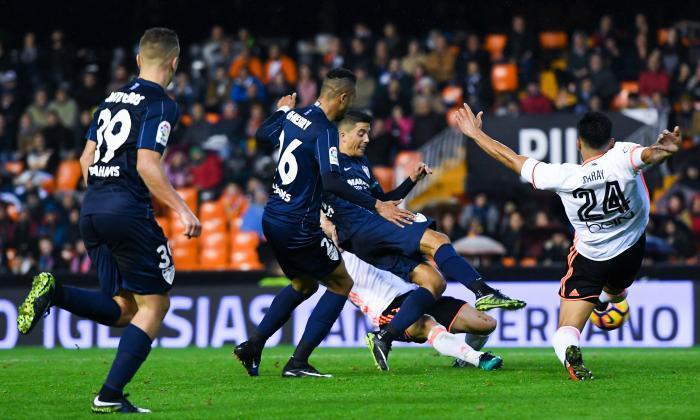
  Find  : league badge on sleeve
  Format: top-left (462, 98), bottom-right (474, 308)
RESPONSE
top-left (329, 146), bottom-right (339, 165)
top-left (156, 121), bottom-right (171, 147)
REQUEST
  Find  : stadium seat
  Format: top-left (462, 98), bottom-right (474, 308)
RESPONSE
top-left (176, 187), bottom-right (198, 213)
top-left (539, 31), bottom-right (568, 50)
top-left (199, 200), bottom-right (226, 220)
top-left (232, 231), bottom-right (260, 251)
top-left (201, 217), bottom-right (228, 235)
top-left (172, 245), bottom-right (199, 270)
top-left (4, 161), bottom-right (24, 175)
top-left (201, 247), bottom-right (230, 270)
top-left (204, 112), bottom-right (221, 124)
top-left (155, 216), bottom-right (171, 237)
top-left (372, 166), bottom-right (395, 192)
top-left (55, 160), bottom-right (82, 192)
top-left (491, 63), bottom-right (518, 92)
top-left (441, 85), bottom-right (463, 107)
top-left (611, 80), bottom-right (639, 110)
top-left (230, 249), bottom-right (264, 271)
top-left (484, 34), bottom-right (507, 61)
top-left (201, 231), bottom-right (229, 250)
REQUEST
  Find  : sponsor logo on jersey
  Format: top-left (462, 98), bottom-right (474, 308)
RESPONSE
top-left (89, 165), bottom-right (120, 178)
top-left (346, 178), bottom-right (369, 189)
top-left (156, 121), bottom-right (171, 147)
top-left (272, 183), bottom-right (292, 202)
top-left (585, 210), bottom-right (636, 233)
top-left (414, 213), bottom-right (428, 223)
top-left (104, 91), bottom-right (146, 106)
top-left (329, 146), bottom-right (339, 165)
top-left (285, 111), bottom-right (312, 130)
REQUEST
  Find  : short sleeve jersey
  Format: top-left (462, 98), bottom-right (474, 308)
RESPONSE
top-left (82, 78), bottom-right (179, 218)
top-left (260, 103), bottom-right (341, 228)
top-left (521, 141), bottom-right (650, 260)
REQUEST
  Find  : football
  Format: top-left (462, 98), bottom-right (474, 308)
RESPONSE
top-left (590, 299), bottom-right (630, 330)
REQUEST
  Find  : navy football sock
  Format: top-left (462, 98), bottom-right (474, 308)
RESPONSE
top-left (252, 285), bottom-right (311, 347)
top-left (434, 244), bottom-right (493, 297)
top-left (53, 284), bottom-right (121, 326)
top-left (292, 290), bottom-right (347, 362)
top-left (100, 324), bottom-right (152, 400)
top-left (380, 287), bottom-right (435, 342)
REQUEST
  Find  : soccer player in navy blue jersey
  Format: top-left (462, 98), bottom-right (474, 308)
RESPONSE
top-left (16, 28), bottom-right (199, 413)
top-left (323, 110), bottom-right (526, 370)
top-left (234, 69), bottom-right (414, 377)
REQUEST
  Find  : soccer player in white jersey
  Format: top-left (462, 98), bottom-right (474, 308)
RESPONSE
top-left (321, 217), bottom-right (503, 370)
top-left (454, 104), bottom-right (681, 380)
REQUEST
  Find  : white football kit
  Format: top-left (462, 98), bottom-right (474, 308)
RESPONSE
top-left (343, 251), bottom-right (415, 326)
top-left (520, 141), bottom-right (650, 261)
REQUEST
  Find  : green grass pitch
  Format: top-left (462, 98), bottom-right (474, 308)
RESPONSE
top-left (2, 346), bottom-right (699, 419)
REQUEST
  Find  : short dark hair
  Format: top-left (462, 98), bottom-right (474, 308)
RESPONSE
top-left (326, 67), bottom-right (357, 83)
top-left (338, 109), bottom-right (372, 130)
top-left (577, 112), bottom-right (612, 149)
top-left (320, 68), bottom-right (357, 99)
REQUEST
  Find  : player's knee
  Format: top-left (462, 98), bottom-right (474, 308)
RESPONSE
top-left (421, 230), bottom-right (450, 255)
top-left (425, 276), bottom-right (446, 297)
top-left (292, 278), bottom-right (319, 295)
top-left (481, 315), bottom-right (497, 334)
top-left (327, 274), bottom-right (353, 295)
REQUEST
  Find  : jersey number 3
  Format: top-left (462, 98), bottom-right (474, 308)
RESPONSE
top-left (94, 108), bottom-right (132, 163)
top-left (573, 181), bottom-right (630, 222)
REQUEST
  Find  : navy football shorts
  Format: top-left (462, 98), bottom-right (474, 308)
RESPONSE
top-left (262, 216), bottom-right (341, 281)
top-left (79, 214), bottom-right (175, 296)
top-left (347, 212), bottom-right (435, 281)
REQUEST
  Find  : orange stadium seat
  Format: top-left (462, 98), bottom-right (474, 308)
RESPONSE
top-left (199, 200), bottom-right (226, 219)
top-left (201, 217), bottom-right (228, 235)
top-left (55, 160), bottom-right (82, 192)
top-left (200, 247), bottom-right (230, 270)
top-left (201, 231), bottom-right (229, 250)
top-left (232, 231), bottom-right (260, 251)
top-left (176, 187), bottom-right (198, 213)
top-left (484, 34), bottom-right (507, 61)
top-left (372, 166), bottom-right (395, 192)
top-left (230, 249), bottom-right (264, 271)
top-left (155, 216), bottom-right (171, 237)
top-left (611, 80), bottom-right (640, 110)
top-left (491, 63), bottom-right (518, 92)
top-left (539, 31), bottom-right (568, 50)
top-left (4, 161), bottom-right (24, 175)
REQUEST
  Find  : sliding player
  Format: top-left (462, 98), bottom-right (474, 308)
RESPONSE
top-left (454, 105), bottom-right (681, 380)
top-left (324, 110), bottom-right (525, 371)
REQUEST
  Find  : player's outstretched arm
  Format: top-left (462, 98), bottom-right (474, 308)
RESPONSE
top-left (255, 93), bottom-right (296, 143)
top-left (136, 149), bottom-right (201, 238)
top-left (454, 103), bottom-right (528, 175)
top-left (370, 163), bottom-right (431, 201)
top-left (79, 141), bottom-right (97, 187)
top-left (641, 126), bottom-right (681, 167)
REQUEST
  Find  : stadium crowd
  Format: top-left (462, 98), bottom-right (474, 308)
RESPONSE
top-left (1, 14), bottom-right (699, 274)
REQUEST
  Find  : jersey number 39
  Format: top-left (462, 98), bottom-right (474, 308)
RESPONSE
top-left (94, 108), bottom-right (132, 163)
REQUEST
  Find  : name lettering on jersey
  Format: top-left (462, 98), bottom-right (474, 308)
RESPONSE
top-left (346, 178), bottom-right (369, 190)
top-left (582, 170), bottom-right (604, 184)
top-left (89, 165), bottom-right (120, 178)
top-left (104, 91), bottom-right (146, 106)
top-left (286, 111), bottom-right (312, 130)
top-left (272, 183), bottom-right (292, 202)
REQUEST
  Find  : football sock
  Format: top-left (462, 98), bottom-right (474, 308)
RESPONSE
top-left (292, 290), bottom-right (347, 363)
top-left (380, 287), bottom-right (435, 343)
top-left (53, 284), bottom-right (121, 326)
top-left (252, 285), bottom-right (311, 347)
top-left (100, 324), bottom-right (152, 400)
top-left (428, 325), bottom-right (482, 367)
top-left (552, 326), bottom-right (581, 366)
top-left (434, 244), bottom-right (493, 297)
top-left (599, 289), bottom-right (627, 304)
top-left (464, 333), bottom-right (490, 351)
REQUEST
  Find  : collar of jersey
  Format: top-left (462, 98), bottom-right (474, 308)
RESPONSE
top-left (134, 77), bottom-right (165, 92)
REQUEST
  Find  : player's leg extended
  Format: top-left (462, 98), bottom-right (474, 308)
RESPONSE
top-left (93, 293), bottom-right (170, 414)
top-left (553, 299), bottom-right (595, 381)
top-left (447, 303), bottom-right (497, 362)
top-left (419, 229), bottom-right (525, 311)
top-left (367, 263), bottom-right (443, 371)
top-left (282, 262), bottom-right (353, 378)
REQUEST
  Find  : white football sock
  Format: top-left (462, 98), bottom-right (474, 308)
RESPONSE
top-left (428, 325), bottom-right (482, 367)
top-left (464, 333), bottom-right (490, 351)
top-left (599, 289), bottom-right (627, 304)
top-left (552, 326), bottom-right (580, 366)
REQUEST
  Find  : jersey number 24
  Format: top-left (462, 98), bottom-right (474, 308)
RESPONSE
top-left (573, 181), bottom-right (630, 222)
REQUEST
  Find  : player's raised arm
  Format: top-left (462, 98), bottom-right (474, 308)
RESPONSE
top-left (454, 103), bottom-right (529, 175)
top-left (136, 100), bottom-right (200, 238)
top-left (639, 126), bottom-right (681, 167)
top-left (255, 93), bottom-right (296, 143)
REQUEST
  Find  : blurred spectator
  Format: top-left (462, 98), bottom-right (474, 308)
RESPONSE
top-left (174, 72), bottom-right (196, 109)
top-left (17, 113), bottom-right (38, 155)
top-left (353, 66), bottom-right (375, 109)
top-left (460, 193), bottom-right (499, 235)
top-left (215, 100), bottom-right (245, 143)
top-left (72, 239), bottom-right (91, 273)
top-left (662, 219), bottom-right (694, 258)
top-left (15, 133), bottom-right (58, 186)
top-left (457, 34), bottom-right (490, 78)
top-left (182, 103), bottom-right (215, 146)
top-left (366, 118), bottom-right (396, 166)
top-left (589, 53), bottom-right (618, 107)
top-left (567, 31), bottom-right (590, 81)
top-left (48, 84), bottom-right (79, 129)
top-left (410, 95), bottom-right (445, 149)
top-left (639, 50), bottom-right (669, 97)
top-left (669, 63), bottom-right (692, 103)
top-left (43, 110), bottom-right (75, 151)
top-left (189, 147), bottom-right (222, 191)
top-left (462, 60), bottom-right (492, 113)
top-left (440, 212), bottom-right (466, 241)
top-left (500, 211), bottom-right (525, 260)
top-left (296, 64), bottom-right (318, 107)
top-left (541, 232), bottom-right (571, 265)
top-left (107, 64), bottom-right (130, 93)
top-left (373, 78), bottom-right (410, 119)
top-left (520, 82), bottom-right (553, 114)
top-left (19, 33), bottom-right (40, 88)
top-left (575, 78), bottom-right (595, 113)
top-left (660, 28), bottom-right (684, 76)
top-left (240, 181), bottom-right (268, 240)
top-left (228, 47), bottom-right (264, 80)
top-left (74, 70), bottom-right (103, 111)
top-left (401, 40), bottom-right (426, 76)
top-left (26, 88), bottom-right (51, 128)
top-left (347, 38), bottom-right (372, 73)
top-left (230, 67), bottom-right (265, 105)
top-left (264, 44), bottom-right (297, 85)
top-left (204, 66), bottom-right (231, 109)
top-left (382, 23), bottom-right (401, 57)
top-left (48, 30), bottom-right (74, 86)
top-left (386, 105), bottom-right (413, 148)
top-left (37, 237), bottom-right (56, 271)
top-left (425, 34), bottom-right (455, 84)
top-left (504, 16), bottom-right (537, 83)
top-left (165, 150), bottom-right (191, 188)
